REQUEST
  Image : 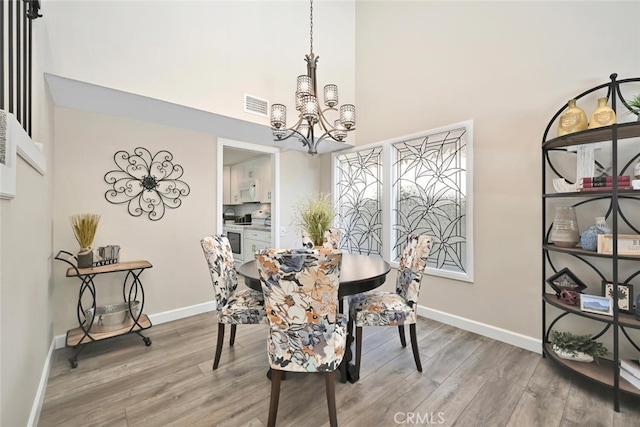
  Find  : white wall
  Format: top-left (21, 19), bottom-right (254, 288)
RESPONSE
top-left (354, 1), bottom-right (640, 339)
top-left (0, 16), bottom-right (56, 427)
top-left (5, 3), bottom-right (639, 423)
top-left (42, 0), bottom-right (356, 130)
top-left (52, 108), bottom-right (218, 334)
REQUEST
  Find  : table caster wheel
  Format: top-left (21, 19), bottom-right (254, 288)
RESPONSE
top-left (69, 358), bottom-right (78, 369)
top-left (143, 337), bottom-right (152, 346)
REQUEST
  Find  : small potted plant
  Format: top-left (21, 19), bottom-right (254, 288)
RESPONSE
top-left (294, 192), bottom-right (336, 247)
top-left (549, 330), bottom-right (608, 363)
top-left (70, 213), bottom-right (101, 268)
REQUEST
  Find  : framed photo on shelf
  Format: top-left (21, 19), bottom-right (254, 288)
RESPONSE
top-left (546, 267), bottom-right (588, 295)
top-left (597, 234), bottom-right (640, 256)
top-left (580, 294), bottom-right (613, 316)
top-left (601, 281), bottom-right (634, 314)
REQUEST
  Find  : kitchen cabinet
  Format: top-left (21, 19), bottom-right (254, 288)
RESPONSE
top-left (223, 166), bottom-right (231, 205)
top-left (244, 229), bottom-right (272, 258)
top-left (229, 164), bottom-right (241, 204)
top-left (259, 156), bottom-right (272, 203)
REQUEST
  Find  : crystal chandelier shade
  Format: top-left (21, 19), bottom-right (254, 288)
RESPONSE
top-left (270, 0), bottom-right (356, 155)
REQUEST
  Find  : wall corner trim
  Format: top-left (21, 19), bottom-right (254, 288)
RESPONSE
top-left (0, 111), bottom-right (46, 199)
top-left (28, 340), bottom-right (55, 427)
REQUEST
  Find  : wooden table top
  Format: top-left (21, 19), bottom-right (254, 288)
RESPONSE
top-left (238, 253), bottom-right (391, 298)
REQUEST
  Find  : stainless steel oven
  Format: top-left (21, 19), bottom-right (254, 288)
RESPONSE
top-left (222, 224), bottom-right (244, 270)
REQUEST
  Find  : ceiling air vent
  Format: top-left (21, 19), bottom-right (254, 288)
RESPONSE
top-left (244, 94), bottom-right (269, 117)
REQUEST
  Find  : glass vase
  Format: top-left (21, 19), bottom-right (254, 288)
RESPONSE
top-left (550, 206), bottom-right (580, 248)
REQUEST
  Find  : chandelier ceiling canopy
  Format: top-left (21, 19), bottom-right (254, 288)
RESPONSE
top-left (270, 0), bottom-right (356, 155)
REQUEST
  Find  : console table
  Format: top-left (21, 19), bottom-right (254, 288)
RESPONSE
top-left (55, 250), bottom-right (153, 368)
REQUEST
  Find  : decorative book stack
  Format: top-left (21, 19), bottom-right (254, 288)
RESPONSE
top-left (578, 175), bottom-right (633, 192)
top-left (620, 358), bottom-right (640, 390)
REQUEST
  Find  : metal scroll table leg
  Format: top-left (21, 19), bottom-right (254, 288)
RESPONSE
top-left (69, 345), bottom-right (86, 369)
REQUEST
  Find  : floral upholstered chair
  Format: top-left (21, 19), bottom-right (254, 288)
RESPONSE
top-left (201, 235), bottom-right (266, 370)
top-left (350, 234), bottom-right (433, 372)
top-left (256, 248), bottom-right (346, 427)
top-left (301, 228), bottom-right (340, 250)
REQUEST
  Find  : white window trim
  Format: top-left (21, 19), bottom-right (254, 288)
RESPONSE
top-left (332, 120), bottom-right (474, 283)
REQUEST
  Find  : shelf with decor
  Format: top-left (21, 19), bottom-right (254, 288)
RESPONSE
top-left (543, 343), bottom-right (640, 397)
top-left (542, 73), bottom-right (640, 412)
top-left (55, 251), bottom-right (153, 368)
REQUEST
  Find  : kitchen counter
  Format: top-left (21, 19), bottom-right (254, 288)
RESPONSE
top-left (223, 223), bottom-right (271, 232)
top-left (243, 225), bottom-right (271, 232)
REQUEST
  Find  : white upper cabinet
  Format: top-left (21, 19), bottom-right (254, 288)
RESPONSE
top-left (225, 155), bottom-right (272, 205)
top-left (258, 156), bottom-right (272, 203)
top-left (223, 166), bottom-right (231, 205)
top-left (229, 164), bottom-right (241, 204)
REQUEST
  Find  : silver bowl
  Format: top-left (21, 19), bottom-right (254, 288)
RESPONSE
top-left (85, 301), bottom-right (141, 331)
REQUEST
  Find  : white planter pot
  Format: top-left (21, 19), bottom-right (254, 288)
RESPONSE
top-left (552, 345), bottom-right (594, 363)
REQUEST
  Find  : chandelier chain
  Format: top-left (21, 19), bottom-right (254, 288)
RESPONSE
top-left (309, 0), bottom-right (314, 54)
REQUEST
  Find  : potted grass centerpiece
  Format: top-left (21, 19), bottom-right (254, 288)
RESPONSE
top-left (549, 330), bottom-right (608, 363)
top-left (70, 213), bottom-right (101, 268)
top-left (294, 192), bottom-right (336, 247)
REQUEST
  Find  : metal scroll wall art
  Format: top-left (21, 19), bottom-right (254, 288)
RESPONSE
top-left (104, 147), bottom-right (190, 221)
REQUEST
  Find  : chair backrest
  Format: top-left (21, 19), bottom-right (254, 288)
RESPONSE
top-left (396, 234), bottom-right (433, 307)
top-left (323, 228), bottom-right (340, 250)
top-left (201, 235), bottom-right (238, 310)
top-left (256, 248), bottom-right (343, 371)
top-left (301, 228), bottom-right (340, 250)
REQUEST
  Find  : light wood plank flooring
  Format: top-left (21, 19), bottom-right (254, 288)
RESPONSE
top-left (39, 314), bottom-right (640, 426)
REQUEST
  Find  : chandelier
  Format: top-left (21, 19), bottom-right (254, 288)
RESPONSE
top-left (270, 0), bottom-right (356, 155)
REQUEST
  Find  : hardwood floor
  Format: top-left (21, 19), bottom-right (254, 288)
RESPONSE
top-left (39, 314), bottom-right (640, 426)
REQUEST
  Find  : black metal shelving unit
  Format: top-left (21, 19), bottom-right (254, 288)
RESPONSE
top-left (542, 74), bottom-right (640, 412)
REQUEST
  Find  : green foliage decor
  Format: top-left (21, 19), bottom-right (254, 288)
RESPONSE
top-left (549, 330), bottom-right (608, 362)
top-left (70, 213), bottom-right (101, 249)
top-left (294, 192), bottom-right (336, 246)
top-left (628, 94), bottom-right (640, 115)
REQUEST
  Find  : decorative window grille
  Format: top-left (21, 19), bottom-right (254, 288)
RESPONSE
top-left (335, 147), bottom-right (383, 255)
top-left (333, 121), bottom-right (473, 282)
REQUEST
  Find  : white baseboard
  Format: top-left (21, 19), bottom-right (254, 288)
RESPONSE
top-left (147, 301), bottom-right (215, 325)
top-left (416, 305), bottom-right (541, 354)
top-left (28, 340), bottom-right (55, 427)
top-left (53, 301), bottom-right (216, 349)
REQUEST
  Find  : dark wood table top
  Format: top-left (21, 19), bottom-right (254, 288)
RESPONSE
top-left (238, 253), bottom-right (391, 298)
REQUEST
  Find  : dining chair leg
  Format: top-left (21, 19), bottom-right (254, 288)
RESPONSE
top-left (409, 323), bottom-right (422, 372)
top-left (213, 323), bottom-right (225, 370)
top-left (355, 326), bottom-right (363, 374)
top-left (229, 324), bottom-right (237, 346)
top-left (267, 369), bottom-right (283, 427)
top-left (398, 325), bottom-right (406, 347)
top-left (325, 371), bottom-right (338, 427)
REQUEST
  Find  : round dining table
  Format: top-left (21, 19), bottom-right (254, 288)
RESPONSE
top-left (238, 252), bottom-right (391, 299)
top-left (238, 252), bottom-right (391, 383)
